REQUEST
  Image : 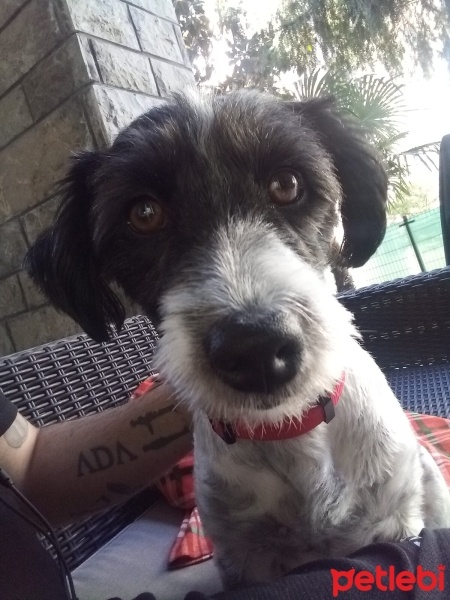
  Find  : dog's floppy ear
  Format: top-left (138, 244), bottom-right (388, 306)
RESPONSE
top-left (25, 152), bottom-right (125, 342)
top-left (288, 98), bottom-right (388, 268)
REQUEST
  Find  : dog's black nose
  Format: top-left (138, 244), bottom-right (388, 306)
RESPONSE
top-left (204, 312), bottom-right (302, 394)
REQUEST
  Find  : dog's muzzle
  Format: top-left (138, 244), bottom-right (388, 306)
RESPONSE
top-left (203, 310), bottom-right (302, 394)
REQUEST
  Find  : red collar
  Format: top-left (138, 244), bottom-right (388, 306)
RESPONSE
top-left (210, 373), bottom-right (345, 444)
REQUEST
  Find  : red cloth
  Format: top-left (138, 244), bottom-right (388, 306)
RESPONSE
top-left (407, 411), bottom-right (450, 486)
top-left (130, 376), bottom-right (213, 568)
top-left (156, 452), bottom-right (214, 568)
top-left (131, 377), bottom-right (450, 569)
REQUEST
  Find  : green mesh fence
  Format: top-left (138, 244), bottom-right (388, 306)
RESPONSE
top-left (353, 207), bottom-right (446, 288)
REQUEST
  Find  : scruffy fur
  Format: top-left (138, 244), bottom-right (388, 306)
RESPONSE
top-left (27, 91), bottom-right (450, 588)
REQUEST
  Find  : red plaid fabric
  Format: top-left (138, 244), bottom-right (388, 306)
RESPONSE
top-left (130, 376), bottom-right (213, 568)
top-left (407, 411), bottom-right (450, 486)
top-left (156, 452), bottom-right (214, 568)
top-left (131, 377), bottom-right (450, 570)
top-left (156, 452), bottom-right (196, 510)
top-left (129, 375), bottom-right (162, 401)
top-left (167, 506), bottom-right (214, 569)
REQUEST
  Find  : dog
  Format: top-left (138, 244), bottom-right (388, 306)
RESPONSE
top-left (26, 91), bottom-right (450, 588)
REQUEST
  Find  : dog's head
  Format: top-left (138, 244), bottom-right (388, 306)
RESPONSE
top-left (27, 91), bottom-right (387, 421)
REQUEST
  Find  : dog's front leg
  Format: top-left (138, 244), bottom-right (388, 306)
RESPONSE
top-left (213, 544), bottom-right (262, 590)
top-left (213, 542), bottom-right (303, 589)
top-left (419, 445), bottom-right (450, 527)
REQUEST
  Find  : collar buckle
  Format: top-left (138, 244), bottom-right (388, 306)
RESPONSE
top-left (222, 423), bottom-right (237, 445)
top-left (318, 395), bottom-right (335, 424)
top-left (211, 421), bottom-right (237, 445)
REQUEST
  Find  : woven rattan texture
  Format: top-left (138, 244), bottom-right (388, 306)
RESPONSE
top-left (339, 267), bottom-right (450, 369)
top-left (0, 316), bottom-right (159, 426)
top-left (385, 364), bottom-right (450, 418)
top-left (0, 316), bottom-right (159, 570)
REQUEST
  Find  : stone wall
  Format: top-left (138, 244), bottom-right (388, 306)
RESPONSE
top-left (0, 0), bottom-right (195, 356)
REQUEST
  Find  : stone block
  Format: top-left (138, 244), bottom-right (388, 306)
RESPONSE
top-left (150, 58), bottom-right (195, 96)
top-left (129, 6), bottom-right (183, 63)
top-left (89, 38), bottom-right (158, 95)
top-left (18, 271), bottom-right (47, 310)
top-left (84, 84), bottom-right (164, 144)
top-left (23, 35), bottom-right (98, 121)
top-left (0, 0), bottom-right (28, 30)
top-left (0, 98), bottom-right (93, 222)
top-left (65, 0), bottom-right (139, 49)
top-left (0, 86), bottom-right (34, 150)
top-left (122, 0), bottom-right (177, 22)
top-left (21, 195), bottom-right (61, 247)
top-left (78, 35), bottom-right (108, 82)
top-left (8, 305), bottom-right (81, 352)
top-left (0, 219), bottom-right (29, 278)
top-left (0, 0), bottom-right (66, 97)
top-left (173, 25), bottom-right (191, 68)
top-left (0, 274), bottom-right (26, 319)
top-left (0, 323), bottom-right (15, 357)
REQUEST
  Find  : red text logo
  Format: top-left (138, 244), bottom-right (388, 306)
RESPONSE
top-left (331, 565), bottom-right (445, 596)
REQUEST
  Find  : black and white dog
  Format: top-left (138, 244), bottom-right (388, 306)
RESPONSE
top-left (27, 91), bottom-right (450, 588)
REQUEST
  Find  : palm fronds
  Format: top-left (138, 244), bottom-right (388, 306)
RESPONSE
top-left (401, 141), bottom-right (440, 171)
top-left (295, 69), bottom-right (439, 214)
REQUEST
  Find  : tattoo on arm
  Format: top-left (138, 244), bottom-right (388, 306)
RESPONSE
top-left (141, 427), bottom-right (190, 451)
top-left (130, 405), bottom-right (175, 435)
top-left (4, 417), bottom-right (28, 449)
top-left (69, 482), bottom-right (144, 519)
top-left (130, 406), bottom-right (189, 451)
top-left (77, 405), bottom-right (189, 477)
top-left (77, 442), bottom-right (138, 477)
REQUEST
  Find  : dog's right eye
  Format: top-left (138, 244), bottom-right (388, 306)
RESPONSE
top-left (128, 198), bottom-right (165, 234)
top-left (268, 171), bottom-right (304, 206)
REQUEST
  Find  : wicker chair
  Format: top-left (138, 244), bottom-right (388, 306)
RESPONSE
top-left (1, 267), bottom-right (450, 571)
top-left (0, 316), bottom-right (160, 570)
top-left (339, 267), bottom-right (450, 417)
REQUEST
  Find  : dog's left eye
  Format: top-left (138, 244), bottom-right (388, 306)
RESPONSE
top-left (268, 171), bottom-right (304, 206)
top-left (128, 198), bottom-right (165, 234)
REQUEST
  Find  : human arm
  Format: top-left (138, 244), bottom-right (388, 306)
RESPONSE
top-left (0, 382), bottom-right (192, 525)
